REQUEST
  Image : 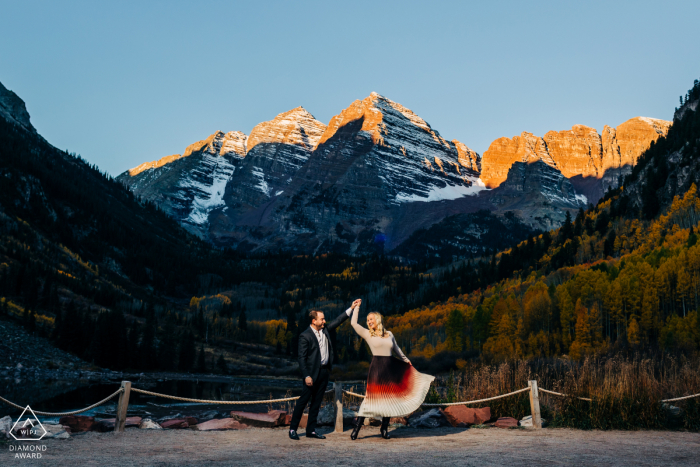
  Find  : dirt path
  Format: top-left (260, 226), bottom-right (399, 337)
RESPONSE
top-left (5, 426), bottom-right (700, 466)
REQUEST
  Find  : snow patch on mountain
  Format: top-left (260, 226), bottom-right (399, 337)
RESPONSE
top-left (180, 152), bottom-right (238, 226)
top-left (395, 178), bottom-right (486, 203)
top-left (251, 167), bottom-right (271, 196)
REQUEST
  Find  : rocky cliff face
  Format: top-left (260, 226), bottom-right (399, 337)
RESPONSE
top-left (118, 130), bottom-right (247, 236)
top-left (218, 93), bottom-right (484, 253)
top-left (119, 91), bottom-right (669, 258)
top-left (480, 117), bottom-right (671, 203)
top-left (117, 107), bottom-right (327, 238)
top-left (219, 107), bottom-right (326, 222)
top-left (488, 160), bottom-right (586, 230)
top-left (0, 82), bottom-right (35, 133)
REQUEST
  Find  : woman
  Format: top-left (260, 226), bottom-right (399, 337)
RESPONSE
top-left (349, 300), bottom-right (434, 440)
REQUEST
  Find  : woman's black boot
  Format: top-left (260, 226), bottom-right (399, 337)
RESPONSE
top-left (380, 417), bottom-right (391, 439)
top-left (351, 417), bottom-right (364, 440)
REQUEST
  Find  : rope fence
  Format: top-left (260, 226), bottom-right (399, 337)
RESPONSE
top-left (538, 388), bottom-right (593, 402)
top-left (343, 387), bottom-right (533, 407)
top-left (660, 393), bottom-right (700, 403)
top-left (130, 387), bottom-right (317, 404)
top-left (2, 379), bottom-right (700, 433)
top-left (0, 388), bottom-right (124, 417)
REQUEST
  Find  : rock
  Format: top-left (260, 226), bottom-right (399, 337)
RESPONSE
top-left (43, 424), bottom-right (70, 439)
top-left (93, 417), bottom-right (142, 432)
top-left (195, 418), bottom-right (249, 431)
top-left (316, 406), bottom-right (356, 426)
top-left (442, 406), bottom-right (492, 427)
top-left (230, 410), bottom-right (286, 428)
top-left (0, 81), bottom-right (36, 132)
top-left (93, 419), bottom-right (115, 432)
top-left (185, 417), bottom-right (198, 427)
top-left (389, 417), bottom-right (408, 426)
top-left (662, 403), bottom-right (683, 418)
top-left (480, 117), bottom-right (671, 203)
top-left (0, 415), bottom-right (12, 439)
top-left (298, 413), bottom-right (308, 429)
top-left (138, 418), bottom-right (162, 430)
top-left (59, 415), bottom-right (95, 432)
top-left (197, 411), bottom-right (219, 422)
top-left (494, 417), bottom-right (519, 428)
top-left (519, 415), bottom-right (547, 427)
top-left (408, 409), bottom-right (446, 428)
top-left (160, 419), bottom-right (189, 429)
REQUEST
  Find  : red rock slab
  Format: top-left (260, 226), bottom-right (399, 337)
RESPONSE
top-left (283, 413), bottom-right (307, 428)
top-left (230, 411), bottom-right (286, 428)
top-left (160, 419), bottom-right (189, 429)
top-left (494, 417), bottom-right (519, 428)
top-left (195, 418), bottom-right (249, 431)
top-left (442, 406), bottom-right (492, 427)
top-left (185, 417), bottom-right (198, 427)
top-left (59, 416), bottom-right (95, 433)
top-left (389, 417), bottom-right (408, 426)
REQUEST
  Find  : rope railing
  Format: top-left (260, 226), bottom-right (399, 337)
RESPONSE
top-left (539, 388), bottom-right (593, 402)
top-left (422, 387), bottom-right (532, 406)
top-left (661, 393), bottom-right (700, 403)
top-left (538, 388), bottom-right (700, 403)
top-left (342, 386), bottom-right (532, 407)
top-left (0, 388), bottom-right (124, 417)
top-left (130, 387), bottom-right (334, 404)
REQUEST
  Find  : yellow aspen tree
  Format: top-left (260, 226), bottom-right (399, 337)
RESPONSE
top-left (589, 302), bottom-right (603, 346)
top-left (627, 318), bottom-right (641, 346)
top-left (677, 253), bottom-right (692, 317)
top-left (556, 286), bottom-right (575, 349)
top-left (605, 280), bottom-right (624, 340)
top-left (574, 299), bottom-right (592, 349)
top-left (640, 286), bottom-right (659, 343)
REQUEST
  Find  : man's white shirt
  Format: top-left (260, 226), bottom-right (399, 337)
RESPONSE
top-left (309, 307), bottom-right (353, 367)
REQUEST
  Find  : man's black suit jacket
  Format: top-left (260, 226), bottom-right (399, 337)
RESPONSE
top-left (298, 310), bottom-right (350, 383)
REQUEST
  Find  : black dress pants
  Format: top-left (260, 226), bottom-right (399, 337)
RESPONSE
top-left (290, 367), bottom-right (330, 434)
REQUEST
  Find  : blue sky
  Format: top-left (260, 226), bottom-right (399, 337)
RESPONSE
top-left (1, 0), bottom-right (699, 175)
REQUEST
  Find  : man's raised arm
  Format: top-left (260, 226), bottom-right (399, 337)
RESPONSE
top-left (326, 300), bottom-right (359, 331)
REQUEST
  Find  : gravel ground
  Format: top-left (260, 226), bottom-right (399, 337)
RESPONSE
top-left (4, 426), bottom-right (700, 466)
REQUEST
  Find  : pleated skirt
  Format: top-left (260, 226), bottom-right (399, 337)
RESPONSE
top-left (358, 356), bottom-right (435, 418)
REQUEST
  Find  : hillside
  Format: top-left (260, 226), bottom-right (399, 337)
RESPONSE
top-left (375, 79), bottom-right (700, 365)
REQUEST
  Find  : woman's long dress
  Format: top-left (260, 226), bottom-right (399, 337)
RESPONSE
top-left (351, 309), bottom-right (435, 418)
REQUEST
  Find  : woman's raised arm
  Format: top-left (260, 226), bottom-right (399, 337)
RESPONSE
top-left (350, 306), bottom-right (370, 340)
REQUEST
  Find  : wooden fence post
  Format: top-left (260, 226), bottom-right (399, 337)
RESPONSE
top-left (334, 382), bottom-right (343, 433)
top-left (528, 380), bottom-right (542, 429)
top-left (115, 381), bottom-right (132, 433)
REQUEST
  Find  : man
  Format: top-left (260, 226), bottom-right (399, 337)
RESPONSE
top-left (289, 299), bottom-right (360, 440)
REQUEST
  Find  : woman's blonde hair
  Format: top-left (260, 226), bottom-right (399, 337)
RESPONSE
top-left (367, 312), bottom-right (388, 337)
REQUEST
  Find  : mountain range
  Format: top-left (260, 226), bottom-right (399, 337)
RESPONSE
top-left (118, 92), bottom-right (670, 259)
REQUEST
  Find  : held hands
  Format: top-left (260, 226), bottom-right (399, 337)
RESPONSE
top-left (351, 298), bottom-right (362, 310)
top-left (305, 377), bottom-right (313, 386)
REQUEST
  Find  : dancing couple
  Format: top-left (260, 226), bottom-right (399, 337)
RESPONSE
top-left (288, 299), bottom-right (434, 440)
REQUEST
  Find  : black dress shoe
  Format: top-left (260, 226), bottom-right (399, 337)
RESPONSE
top-left (351, 416), bottom-right (365, 440)
top-left (380, 428), bottom-right (391, 439)
top-left (289, 430), bottom-right (300, 440)
top-left (306, 432), bottom-right (326, 439)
